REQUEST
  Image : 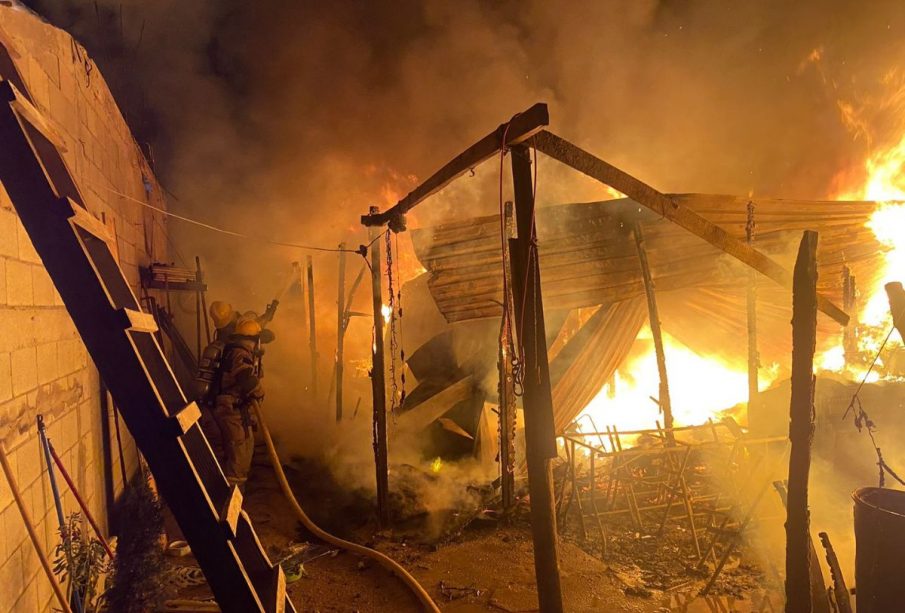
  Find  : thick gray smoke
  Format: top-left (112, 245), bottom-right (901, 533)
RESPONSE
top-left (24, 2), bottom-right (905, 483)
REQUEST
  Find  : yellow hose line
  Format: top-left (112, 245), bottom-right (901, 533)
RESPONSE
top-left (252, 405), bottom-right (441, 612)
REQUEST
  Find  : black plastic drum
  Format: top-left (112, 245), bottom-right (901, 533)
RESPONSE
top-left (853, 487), bottom-right (905, 613)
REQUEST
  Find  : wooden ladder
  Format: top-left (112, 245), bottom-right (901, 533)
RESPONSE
top-left (0, 79), bottom-right (294, 613)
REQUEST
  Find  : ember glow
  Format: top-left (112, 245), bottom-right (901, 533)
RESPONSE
top-left (578, 327), bottom-right (777, 434)
top-left (839, 133), bottom-right (905, 329)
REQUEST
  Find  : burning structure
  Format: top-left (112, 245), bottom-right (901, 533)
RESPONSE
top-left (3, 1), bottom-right (905, 612)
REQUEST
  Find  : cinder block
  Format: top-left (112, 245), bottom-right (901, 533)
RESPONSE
top-left (35, 572), bottom-right (54, 613)
top-left (0, 181), bottom-right (12, 212)
top-left (10, 346), bottom-right (37, 397)
top-left (57, 339), bottom-right (86, 376)
top-left (58, 407), bottom-right (79, 454)
top-left (0, 446), bottom-right (16, 515)
top-left (14, 436), bottom-right (42, 491)
top-left (0, 212), bottom-right (19, 261)
top-left (12, 578), bottom-right (38, 613)
top-left (35, 342), bottom-right (57, 386)
top-left (32, 310), bottom-right (77, 345)
top-left (16, 220), bottom-right (40, 264)
top-left (0, 309), bottom-right (37, 351)
top-left (0, 548), bottom-right (23, 611)
top-left (0, 500), bottom-right (28, 567)
top-left (31, 267), bottom-right (54, 307)
top-left (0, 352), bottom-right (12, 403)
top-left (0, 259), bottom-right (8, 306)
top-left (5, 260), bottom-right (33, 306)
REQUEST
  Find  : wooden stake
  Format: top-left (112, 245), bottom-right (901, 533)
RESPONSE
top-left (508, 144), bottom-right (564, 613)
top-left (336, 243), bottom-right (347, 422)
top-left (786, 230), bottom-right (818, 613)
top-left (0, 443), bottom-right (73, 613)
top-left (368, 210), bottom-right (390, 527)
top-left (306, 255), bottom-right (318, 399)
top-left (633, 223), bottom-right (674, 445)
top-left (746, 202), bottom-right (759, 411)
top-left (842, 267), bottom-right (856, 364)
top-left (197, 257), bottom-right (211, 346)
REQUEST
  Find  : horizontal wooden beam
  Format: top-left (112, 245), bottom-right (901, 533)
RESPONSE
top-left (361, 102), bottom-right (549, 227)
top-left (533, 130), bottom-right (849, 326)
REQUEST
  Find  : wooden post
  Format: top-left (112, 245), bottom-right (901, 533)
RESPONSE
top-left (197, 256), bottom-right (211, 346)
top-left (843, 267), bottom-right (856, 364)
top-left (368, 209), bottom-right (390, 527)
top-left (507, 144), bottom-right (564, 613)
top-left (633, 223), bottom-right (675, 445)
top-left (499, 201), bottom-right (516, 514)
top-left (335, 243), bottom-right (347, 422)
top-left (194, 257), bottom-right (202, 359)
top-left (786, 230), bottom-right (818, 613)
top-left (746, 202), bottom-right (759, 410)
top-left (306, 255), bottom-right (318, 400)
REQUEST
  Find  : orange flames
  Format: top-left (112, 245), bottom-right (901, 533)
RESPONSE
top-left (579, 84), bottom-right (905, 435)
top-left (579, 327), bottom-right (777, 436)
top-left (820, 117), bottom-right (905, 379)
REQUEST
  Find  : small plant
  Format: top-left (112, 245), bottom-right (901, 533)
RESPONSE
top-left (104, 472), bottom-right (167, 612)
top-left (52, 513), bottom-right (111, 612)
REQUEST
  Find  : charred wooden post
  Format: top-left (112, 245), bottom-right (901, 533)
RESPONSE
top-left (531, 130), bottom-right (849, 325)
top-left (786, 230), bottom-right (818, 613)
top-left (335, 243), bottom-right (347, 422)
top-left (499, 201), bottom-right (517, 514)
top-left (306, 255), bottom-right (319, 400)
top-left (633, 223), bottom-right (675, 445)
top-left (507, 144), bottom-right (564, 613)
top-left (819, 532), bottom-right (852, 613)
top-left (197, 257), bottom-right (211, 346)
top-left (842, 267), bottom-right (857, 362)
top-left (746, 202), bottom-right (759, 410)
top-left (368, 210), bottom-right (390, 527)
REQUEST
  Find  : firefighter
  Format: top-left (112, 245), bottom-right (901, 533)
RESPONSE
top-left (211, 315), bottom-right (265, 489)
top-left (209, 300), bottom-right (239, 340)
top-left (209, 300), bottom-right (278, 342)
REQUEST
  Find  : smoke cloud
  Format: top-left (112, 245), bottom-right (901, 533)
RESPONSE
top-left (23, 2), bottom-right (905, 498)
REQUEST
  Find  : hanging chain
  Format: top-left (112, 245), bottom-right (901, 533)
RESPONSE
top-left (385, 231), bottom-right (400, 419)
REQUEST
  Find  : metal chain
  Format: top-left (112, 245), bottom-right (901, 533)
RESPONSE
top-left (385, 231), bottom-right (400, 419)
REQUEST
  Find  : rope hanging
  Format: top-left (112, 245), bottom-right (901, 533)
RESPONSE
top-left (841, 325), bottom-right (905, 487)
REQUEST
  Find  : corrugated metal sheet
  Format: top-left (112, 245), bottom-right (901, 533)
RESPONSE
top-left (412, 194), bottom-right (883, 371)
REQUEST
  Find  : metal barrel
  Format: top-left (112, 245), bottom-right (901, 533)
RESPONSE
top-left (853, 487), bottom-right (905, 612)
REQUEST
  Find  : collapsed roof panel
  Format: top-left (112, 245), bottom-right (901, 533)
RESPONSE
top-left (412, 194), bottom-right (882, 368)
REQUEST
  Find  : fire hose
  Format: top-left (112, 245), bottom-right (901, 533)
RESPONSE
top-left (251, 403), bottom-right (441, 612)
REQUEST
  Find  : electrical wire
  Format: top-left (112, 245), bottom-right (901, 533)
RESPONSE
top-left (841, 325), bottom-right (905, 487)
top-left (251, 403), bottom-right (441, 612)
top-left (100, 185), bottom-right (370, 255)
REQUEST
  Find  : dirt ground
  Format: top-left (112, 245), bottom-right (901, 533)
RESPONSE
top-left (163, 454), bottom-right (779, 612)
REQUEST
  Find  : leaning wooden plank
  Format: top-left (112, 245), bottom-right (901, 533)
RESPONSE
top-left (361, 103), bottom-right (549, 227)
top-left (396, 375), bottom-right (474, 434)
top-left (532, 130), bottom-right (849, 325)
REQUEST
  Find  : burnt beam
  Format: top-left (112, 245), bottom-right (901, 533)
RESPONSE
top-left (362, 103), bottom-right (549, 227)
top-left (532, 130), bottom-right (849, 326)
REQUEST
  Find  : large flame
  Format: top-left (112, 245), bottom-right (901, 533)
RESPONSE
top-left (824, 128), bottom-right (905, 378)
top-left (578, 327), bottom-right (776, 436)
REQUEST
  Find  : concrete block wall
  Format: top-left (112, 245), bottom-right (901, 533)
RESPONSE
top-left (0, 6), bottom-right (170, 611)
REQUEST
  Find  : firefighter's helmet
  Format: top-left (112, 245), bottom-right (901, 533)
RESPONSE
top-left (234, 316), bottom-right (262, 337)
top-left (209, 301), bottom-right (235, 329)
